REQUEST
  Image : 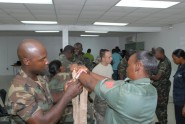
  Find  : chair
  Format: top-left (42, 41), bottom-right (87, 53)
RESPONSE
top-left (0, 89), bottom-right (26, 124)
top-left (0, 89), bottom-right (11, 124)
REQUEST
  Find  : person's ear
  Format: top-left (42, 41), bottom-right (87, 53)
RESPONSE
top-left (22, 58), bottom-right (31, 65)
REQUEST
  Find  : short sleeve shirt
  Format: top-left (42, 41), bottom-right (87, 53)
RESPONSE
top-left (59, 54), bottom-right (72, 72)
top-left (7, 69), bottom-right (53, 123)
top-left (48, 72), bottom-right (71, 92)
top-left (94, 78), bottom-right (157, 124)
top-left (92, 63), bottom-right (113, 78)
top-left (153, 56), bottom-right (172, 86)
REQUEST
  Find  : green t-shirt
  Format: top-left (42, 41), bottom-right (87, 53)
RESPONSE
top-left (83, 53), bottom-right (94, 62)
top-left (94, 78), bottom-right (157, 124)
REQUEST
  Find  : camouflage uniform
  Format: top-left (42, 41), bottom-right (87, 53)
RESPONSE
top-left (48, 72), bottom-right (73, 123)
top-left (94, 96), bottom-right (107, 124)
top-left (73, 53), bottom-right (95, 71)
top-left (59, 54), bottom-right (72, 72)
top-left (152, 56), bottom-right (172, 124)
top-left (6, 69), bottom-right (53, 123)
top-left (48, 72), bottom-right (71, 92)
top-left (118, 57), bottom-right (128, 80)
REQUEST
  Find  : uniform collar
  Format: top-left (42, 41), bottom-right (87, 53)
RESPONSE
top-left (131, 78), bottom-right (151, 85)
top-left (19, 69), bottom-right (47, 84)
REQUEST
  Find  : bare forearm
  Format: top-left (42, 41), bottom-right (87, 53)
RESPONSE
top-left (90, 72), bottom-right (107, 80)
top-left (51, 91), bottom-right (64, 104)
top-left (78, 72), bottom-right (100, 91)
top-left (27, 93), bottom-right (71, 124)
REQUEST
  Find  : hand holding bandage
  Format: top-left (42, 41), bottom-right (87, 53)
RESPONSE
top-left (71, 64), bottom-right (88, 124)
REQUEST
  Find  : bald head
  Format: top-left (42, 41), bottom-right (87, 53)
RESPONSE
top-left (17, 39), bottom-right (46, 61)
top-left (17, 39), bottom-right (49, 76)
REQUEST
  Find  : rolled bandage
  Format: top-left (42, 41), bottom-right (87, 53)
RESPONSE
top-left (72, 68), bottom-right (88, 124)
top-left (73, 69), bottom-right (87, 80)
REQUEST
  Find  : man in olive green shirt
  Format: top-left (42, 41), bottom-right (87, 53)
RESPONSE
top-left (73, 51), bottom-right (158, 124)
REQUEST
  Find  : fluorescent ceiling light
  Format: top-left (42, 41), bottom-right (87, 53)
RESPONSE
top-left (80, 35), bottom-right (99, 37)
top-left (94, 22), bottom-right (128, 26)
top-left (0, 0), bottom-right (52, 4)
top-left (85, 31), bottom-right (108, 33)
top-left (21, 21), bottom-right (57, 24)
top-left (35, 31), bottom-right (60, 33)
top-left (115, 0), bottom-right (179, 8)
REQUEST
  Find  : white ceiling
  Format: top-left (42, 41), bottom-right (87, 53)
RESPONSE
top-left (0, 0), bottom-right (185, 27)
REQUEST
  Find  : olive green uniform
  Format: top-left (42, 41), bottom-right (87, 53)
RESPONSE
top-left (94, 78), bottom-right (157, 124)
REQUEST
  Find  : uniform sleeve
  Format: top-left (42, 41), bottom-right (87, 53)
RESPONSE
top-left (158, 61), bottom-right (167, 78)
top-left (7, 85), bottom-right (41, 121)
top-left (118, 60), bottom-right (127, 79)
top-left (94, 79), bottom-right (120, 104)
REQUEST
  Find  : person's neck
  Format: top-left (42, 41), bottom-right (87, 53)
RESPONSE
top-left (22, 67), bottom-right (38, 81)
top-left (160, 55), bottom-right (165, 61)
top-left (181, 59), bottom-right (185, 65)
top-left (101, 61), bottom-right (108, 66)
top-left (134, 72), bottom-right (149, 80)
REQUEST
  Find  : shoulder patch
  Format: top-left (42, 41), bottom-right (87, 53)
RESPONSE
top-left (105, 81), bottom-right (114, 88)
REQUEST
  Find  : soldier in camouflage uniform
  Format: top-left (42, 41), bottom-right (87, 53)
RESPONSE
top-left (118, 50), bottom-right (135, 80)
top-left (59, 45), bottom-right (74, 72)
top-left (151, 47), bottom-right (172, 124)
top-left (118, 57), bottom-right (128, 80)
top-left (48, 60), bottom-right (73, 122)
top-left (73, 42), bottom-right (84, 64)
top-left (73, 42), bottom-right (95, 71)
top-left (73, 42), bottom-right (95, 124)
top-left (6, 39), bottom-right (82, 124)
top-left (48, 60), bottom-right (71, 92)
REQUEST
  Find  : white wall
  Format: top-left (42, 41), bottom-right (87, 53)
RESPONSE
top-left (137, 22), bottom-right (185, 96)
top-left (0, 36), bottom-right (119, 76)
top-left (69, 37), bottom-right (119, 58)
top-left (0, 36), bottom-right (63, 76)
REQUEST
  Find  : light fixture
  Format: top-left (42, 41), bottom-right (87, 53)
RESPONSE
top-left (115, 0), bottom-right (179, 8)
top-left (21, 21), bottom-right (57, 24)
top-left (35, 31), bottom-right (60, 33)
top-left (94, 22), bottom-right (128, 26)
top-left (85, 31), bottom-right (108, 33)
top-left (80, 35), bottom-right (99, 37)
top-left (0, 0), bottom-right (52, 4)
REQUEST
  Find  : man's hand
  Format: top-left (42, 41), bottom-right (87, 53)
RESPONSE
top-left (64, 80), bottom-right (83, 99)
top-left (70, 64), bottom-right (89, 73)
top-left (182, 105), bottom-right (185, 117)
top-left (70, 64), bottom-right (78, 72)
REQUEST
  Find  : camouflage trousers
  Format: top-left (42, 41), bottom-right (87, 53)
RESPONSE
top-left (94, 96), bottom-right (107, 124)
top-left (154, 81), bottom-right (171, 124)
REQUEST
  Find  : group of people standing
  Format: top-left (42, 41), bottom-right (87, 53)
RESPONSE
top-left (5, 38), bottom-right (185, 124)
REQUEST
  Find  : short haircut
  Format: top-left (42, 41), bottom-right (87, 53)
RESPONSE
top-left (100, 49), bottom-right (110, 59)
top-left (87, 49), bottom-right (91, 53)
top-left (112, 49), bottom-right (116, 53)
top-left (136, 51), bottom-right (158, 76)
top-left (74, 42), bottom-right (82, 48)
top-left (49, 60), bottom-right (61, 76)
top-left (60, 48), bottom-right (63, 53)
top-left (172, 49), bottom-right (185, 59)
top-left (155, 47), bottom-right (165, 54)
top-left (63, 45), bottom-right (74, 53)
